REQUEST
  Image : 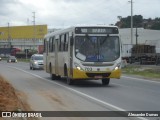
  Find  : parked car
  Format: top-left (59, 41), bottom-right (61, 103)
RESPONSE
top-left (30, 54), bottom-right (43, 70)
top-left (7, 56), bottom-right (17, 63)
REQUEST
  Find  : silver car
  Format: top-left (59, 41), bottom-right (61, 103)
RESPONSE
top-left (30, 54), bottom-right (43, 70)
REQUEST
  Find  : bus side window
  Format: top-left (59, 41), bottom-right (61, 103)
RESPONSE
top-left (60, 34), bottom-right (66, 51)
top-left (61, 35), bottom-right (65, 51)
top-left (63, 34), bottom-right (66, 51)
top-left (52, 37), bottom-right (55, 52)
top-left (49, 37), bottom-right (53, 52)
top-left (64, 34), bottom-right (69, 51)
top-left (59, 36), bottom-right (61, 51)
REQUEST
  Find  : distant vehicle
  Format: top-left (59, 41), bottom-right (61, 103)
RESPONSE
top-left (0, 57), bottom-right (2, 61)
top-left (124, 44), bottom-right (160, 65)
top-left (122, 40), bottom-right (160, 65)
top-left (11, 48), bottom-right (21, 56)
top-left (7, 56), bottom-right (17, 63)
top-left (121, 44), bottom-right (133, 63)
top-left (30, 54), bottom-right (44, 70)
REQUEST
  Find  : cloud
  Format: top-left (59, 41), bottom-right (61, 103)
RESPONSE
top-left (0, 0), bottom-right (160, 28)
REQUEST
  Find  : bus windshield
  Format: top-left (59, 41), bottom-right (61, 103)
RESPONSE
top-left (75, 36), bottom-right (120, 62)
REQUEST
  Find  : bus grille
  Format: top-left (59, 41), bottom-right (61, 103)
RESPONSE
top-left (86, 73), bottom-right (111, 78)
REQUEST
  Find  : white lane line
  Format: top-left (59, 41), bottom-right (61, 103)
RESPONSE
top-left (122, 75), bottom-right (160, 84)
top-left (9, 66), bottom-right (148, 120)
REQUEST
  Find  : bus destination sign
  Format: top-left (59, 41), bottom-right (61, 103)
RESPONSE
top-left (75, 27), bottom-right (118, 34)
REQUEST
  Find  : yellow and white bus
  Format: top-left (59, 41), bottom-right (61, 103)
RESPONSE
top-left (43, 25), bottom-right (121, 85)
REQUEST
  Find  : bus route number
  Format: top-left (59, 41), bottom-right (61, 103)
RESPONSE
top-left (85, 67), bottom-right (92, 71)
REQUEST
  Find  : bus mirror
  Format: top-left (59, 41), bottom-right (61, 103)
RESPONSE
top-left (70, 37), bottom-right (74, 46)
top-left (105, 34), bottom-right (110, 40)
top-left (85, 34), bottom-right (89, 40)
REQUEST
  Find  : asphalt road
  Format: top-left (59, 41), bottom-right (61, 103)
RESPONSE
top-left (0, 61), bottom-right (160, 120)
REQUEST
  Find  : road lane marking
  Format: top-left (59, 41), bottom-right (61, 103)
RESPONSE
top-left (9, 66), bottom-right (148, 120)
top-left (122, 75), bottom-right (160, 84)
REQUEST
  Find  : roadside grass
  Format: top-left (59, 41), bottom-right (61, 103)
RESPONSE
top-left (1, 57), bottom-right (29, 62)
top-left (122, 65), bottom-right (160, 79)
top-left (17, 58), bottom-right (30, 62)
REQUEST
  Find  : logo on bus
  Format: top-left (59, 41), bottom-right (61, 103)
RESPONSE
top-left (85, 67), bottom-right (92, 71)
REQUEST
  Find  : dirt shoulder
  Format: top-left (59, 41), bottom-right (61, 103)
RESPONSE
top-left (0, 75), bottom-right (37, 120)
top-left (0, 75), bottom-right (24, 111)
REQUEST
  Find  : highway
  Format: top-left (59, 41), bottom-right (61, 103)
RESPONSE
top-left (0, 61), bottom-right (160, 120)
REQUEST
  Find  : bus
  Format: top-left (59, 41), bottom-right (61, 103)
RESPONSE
top-left (43, 25), bottom-right (121, 85)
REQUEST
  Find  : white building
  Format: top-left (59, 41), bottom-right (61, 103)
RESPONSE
top-left (119, 28), bottom-right (160, 45)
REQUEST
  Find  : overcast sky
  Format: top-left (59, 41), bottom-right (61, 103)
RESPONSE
top-left (0, 0), bottom-right (160, 28)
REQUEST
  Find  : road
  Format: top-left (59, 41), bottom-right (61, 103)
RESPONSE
top-left (0, 61), bottom-right (160, 120)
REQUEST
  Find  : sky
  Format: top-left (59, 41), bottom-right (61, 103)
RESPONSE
top-left (0, 0), bottom-right (160, 28)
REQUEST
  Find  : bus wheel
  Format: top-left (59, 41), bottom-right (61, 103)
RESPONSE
top-left (66, 71), bottom-right (73, 85)
top-left (64, 65), bottom-right (74, 85)
top-left (67, 78), bottom-right (74, 85)
top-left (102, 78), bottom-right (110, 86)
top-left (50, 65), bottom-right (56, 80)
top-left (51, 74), bottom-right (56, 80)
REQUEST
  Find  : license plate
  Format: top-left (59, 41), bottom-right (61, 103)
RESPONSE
top-left (94, 76), bottom-right (102, 79)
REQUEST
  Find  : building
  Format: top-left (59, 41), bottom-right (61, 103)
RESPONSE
top-left (0, 25), bottom-right (47, 50)
top-left (119, 28), bottom-right (160, 45)
top-left (120, 28), bottom-right (160, 58)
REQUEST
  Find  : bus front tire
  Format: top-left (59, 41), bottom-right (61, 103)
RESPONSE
top-left (67, 78), bottom-right (74, 85)
top-left (50, 64), bottom-right (56, 80)
top-left (64, 65), bottom-right (74, 85)
top-left (102, 78), bottom-right (110, 86)
top-left (51, 74), bottom-right (56, 80)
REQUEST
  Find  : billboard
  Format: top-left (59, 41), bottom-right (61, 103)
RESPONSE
top-left (0, 25), bottom-right (47, 40)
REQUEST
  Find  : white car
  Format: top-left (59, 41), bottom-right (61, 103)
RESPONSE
top-left (30, 54), bottom-right (43, 70)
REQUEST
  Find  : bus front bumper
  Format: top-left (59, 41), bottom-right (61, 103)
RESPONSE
top-left (72, 69), bottom-right (121, 79)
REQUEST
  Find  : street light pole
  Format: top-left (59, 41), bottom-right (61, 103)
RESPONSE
top-left (8, 22), bottom-right (11, 49)
top-left (32, 12), bottom-right (36, 50)
top-left (131, 0), bottom-right (133, 45)
top-left (129, 0), bottom-right (133, 45)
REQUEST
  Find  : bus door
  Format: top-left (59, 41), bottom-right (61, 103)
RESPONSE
top-left (45, 39), bottom-right (49, 72)
top-left (55, 38), bottom-right (59, 75)
top-left (69, 35), bottom-right (74, 77)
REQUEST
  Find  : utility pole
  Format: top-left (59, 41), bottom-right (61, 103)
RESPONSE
top-left (135, 27), bottom-right (139, 45)
top-left (8, 22), bottom-right (11, 49)
top-left (32, 12), bottom-right (36, 50)
top-left (129, 0), bottom-right (133, 45)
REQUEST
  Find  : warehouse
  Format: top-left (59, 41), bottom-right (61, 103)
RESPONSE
top-left (119, 28), bottom-right (160, 45)
top-left (120, 28), bottom-right (160, 64)
top-left (0, 25), bottom-right (47, 50)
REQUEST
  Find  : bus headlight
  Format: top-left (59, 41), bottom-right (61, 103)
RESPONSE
top-left (74, 63), bottom-right (83, 71)
top-left (76, 66), bottom-right (81, 70)
top-left (114, 63), bottom-right (121, 70)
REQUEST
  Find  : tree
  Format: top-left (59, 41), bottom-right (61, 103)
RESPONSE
top-left (115, 15), bottom-right (160, 30)
top-left (117, 16), bottom-right (122, 21)
top-left (133, 15), bottom-right (143, 27)
top-left (150, 22), bottom-right (160, 30)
